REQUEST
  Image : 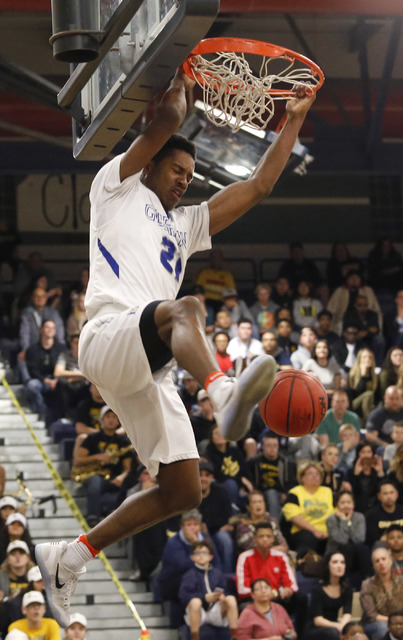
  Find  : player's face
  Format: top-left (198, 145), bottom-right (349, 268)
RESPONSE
top-left (66, 623), bottom-right (87, 640)
top-left (387, 530), bottom-right (403, 552)
top-left (145, 149), bottom-right (194, 211)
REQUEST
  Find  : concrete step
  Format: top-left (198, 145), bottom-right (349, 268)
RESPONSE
top-left (65, 602), bottom-right (163, 618)
top-left (2, 461), bottom-right (70, 477)
top-left (71, 591), bottom-right (154, 605)
top-left (0, 432), bottom-right (51, 445)
top-left (89, 629), bottom-right (177, 640)
top-left (0, 443), bottom-right (59, 456)
top-left (74, 579), bottom-right (147, 595)
top-left (0, 412), bottom-right (41, 423)
top-left (83, 615), bottom-right (170, 628)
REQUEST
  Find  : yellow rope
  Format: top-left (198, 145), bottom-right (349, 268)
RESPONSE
top-left (1, 376), bottom-right (149, 637)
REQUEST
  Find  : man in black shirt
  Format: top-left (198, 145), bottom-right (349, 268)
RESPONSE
top-left (74, 406), bottom-right (133, 527)
top-left (366, 479), bottom-right (403, 548)
top-left (247, 435), bottom-right (296, 520)
top-left (24, 320), bottom-right (63, 425)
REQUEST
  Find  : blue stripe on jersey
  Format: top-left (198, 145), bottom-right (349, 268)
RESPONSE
top-left (97, 238), bottom-right (119, 278)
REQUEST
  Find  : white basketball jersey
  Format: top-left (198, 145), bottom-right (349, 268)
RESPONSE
top-left (85, 154), bottom-right (212, 320)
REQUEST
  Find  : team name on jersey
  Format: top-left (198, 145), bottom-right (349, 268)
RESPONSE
top-left (145, 204), bottom-right (187, 248)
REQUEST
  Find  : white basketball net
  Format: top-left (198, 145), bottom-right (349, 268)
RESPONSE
top-left (187, 51), bottom-right (320, 133)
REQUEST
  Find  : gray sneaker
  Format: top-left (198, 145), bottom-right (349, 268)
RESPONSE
top-left (35, 541), bottom-right (86, 627)
top-left (214, 355), bottom-right (276, 441)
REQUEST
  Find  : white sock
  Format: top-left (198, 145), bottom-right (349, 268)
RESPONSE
top-left (207, 375), bottom-right (236, 412)
top-left (62, 537), bottom-right (94, 572)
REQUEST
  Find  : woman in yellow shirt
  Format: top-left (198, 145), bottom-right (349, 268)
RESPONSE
top-left (282, 461), bottom-right (334, 556)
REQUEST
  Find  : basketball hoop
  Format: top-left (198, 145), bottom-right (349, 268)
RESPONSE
top-left (182, 37), bottom-right (325, 133)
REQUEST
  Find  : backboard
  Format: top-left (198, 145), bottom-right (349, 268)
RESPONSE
top-left (56, 0), bottom-right (219, 161)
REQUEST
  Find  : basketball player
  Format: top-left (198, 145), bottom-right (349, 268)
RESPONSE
top-left (36, 68), bottom-right (315, 626)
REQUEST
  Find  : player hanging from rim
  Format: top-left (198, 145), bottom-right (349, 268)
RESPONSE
top-left (35, 67), bottom-right (315, 627)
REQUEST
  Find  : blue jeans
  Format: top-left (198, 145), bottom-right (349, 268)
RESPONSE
top-left (264, 488), bottom-right (282, 521)
top-left (364, 621), bottom-right (388, 640)
top-left (83, 474), bottom-right (120, 518)
top-left (212, 529), bottom-right (234, 574)
top-left (25, 378), bottom-right (48, 414)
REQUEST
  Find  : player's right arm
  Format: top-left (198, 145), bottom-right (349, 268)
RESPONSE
top-left (119, 69), bottom-right (195, 182)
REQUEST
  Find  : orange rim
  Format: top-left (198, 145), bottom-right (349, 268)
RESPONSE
top-left (182, 37), bottom-right (325, 96)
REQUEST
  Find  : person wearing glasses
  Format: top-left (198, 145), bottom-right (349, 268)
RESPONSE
top-left (179, 539), bottom-right (238, 640)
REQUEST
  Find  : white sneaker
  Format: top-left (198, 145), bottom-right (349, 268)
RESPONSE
top-left (214, 355), bottom-right (277, 441)
top-left (35, 541), bottom-right (86, 627)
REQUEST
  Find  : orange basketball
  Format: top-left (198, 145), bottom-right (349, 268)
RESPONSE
top-left (259, 369), bottom-right (328, 437)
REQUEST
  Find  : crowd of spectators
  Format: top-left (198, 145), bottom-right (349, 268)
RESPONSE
top-left (0, 496), bottom-right (88, 639)
top-left (1, 240), bottom-right (403, 638)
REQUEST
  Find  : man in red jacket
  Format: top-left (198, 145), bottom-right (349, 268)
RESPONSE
top-left (235, 521), bottom-right (306, 636)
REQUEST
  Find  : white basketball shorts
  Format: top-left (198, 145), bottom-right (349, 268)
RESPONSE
top-left (78, 304), bottom-right (199, 477)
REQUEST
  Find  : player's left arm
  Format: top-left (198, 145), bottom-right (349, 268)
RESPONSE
top-left (207, 87), bottom-right (315, 236)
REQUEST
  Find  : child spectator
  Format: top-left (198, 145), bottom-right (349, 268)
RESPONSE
top-left (179, 539), bottom-right (238, 640)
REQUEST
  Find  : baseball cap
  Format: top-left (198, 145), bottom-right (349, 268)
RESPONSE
top-left (0, 496), bottom-right (18, 510)
top-left (100, 405), bottom-right (115, 420)
top-left (6, 513), bottom-right (27, 528)
top-left (5, 631), bottom-right (29, 640)
top-left (199, 461), bottom-right (214, 474)
top-left (222, 287), bottom-right (238, 298)
top-left (68, 613), bottom-right (88, 628)
top-left (22, 591), bottom-right (45, 607)
top-left (7, 540), bottom-right (30, 555)
top-left (197, 389), bottom-right (209, 402)
top-left (27, 566), bottom-right (42, 582)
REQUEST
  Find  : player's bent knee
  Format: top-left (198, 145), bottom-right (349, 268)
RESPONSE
top-left (172, 295), bottom-right (204, 322)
